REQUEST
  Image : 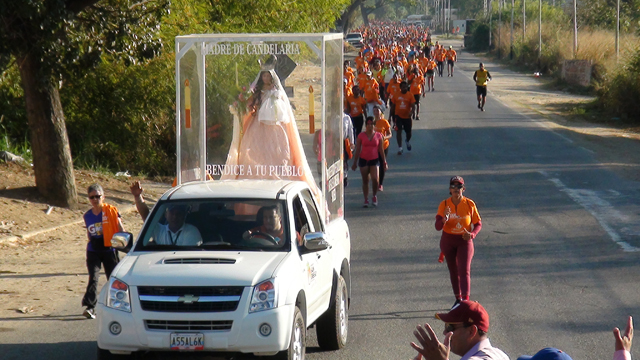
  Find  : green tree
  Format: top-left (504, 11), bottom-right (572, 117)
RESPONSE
top-left (0, 0), bottom-right (168, 208)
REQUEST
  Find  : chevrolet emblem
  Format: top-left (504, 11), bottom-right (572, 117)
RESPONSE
top-left (178, 294), bottom-right (199, 304)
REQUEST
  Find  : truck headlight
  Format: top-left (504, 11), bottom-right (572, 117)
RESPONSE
top-left (106, 278), bottom-right (132, 313)
top-left (249, 279), bottom-right (277, 313)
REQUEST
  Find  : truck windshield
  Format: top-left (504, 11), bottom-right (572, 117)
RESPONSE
top-left (135, 199), bottom-right (290, 252)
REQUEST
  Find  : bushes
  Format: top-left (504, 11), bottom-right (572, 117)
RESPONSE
top-left (596, 48), bottom-right (640, 120)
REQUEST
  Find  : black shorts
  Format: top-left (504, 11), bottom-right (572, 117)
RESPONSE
top-left (447, 59), bottom-right (455, 66)
top-left (414, 94), bottom-right (421, 104)
top-left (476, 86), bottom-right (487, 97)
top-left (358, 158), bottom-right (379, 168)
top-left (396, 116), bottom-right (412, 132)
top-left (426, 70), bottom-right (435, 77)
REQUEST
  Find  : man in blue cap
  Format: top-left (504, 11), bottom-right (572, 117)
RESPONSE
top-left (517, 348), bottom-right (572, 360)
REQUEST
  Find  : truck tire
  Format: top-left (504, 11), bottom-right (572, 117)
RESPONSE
top-left (97, 347), bottom-right (133, 360)
top-left (315, 275), bottom-right (348, 350)
top-left (275, 306), bottom-right (305, 360)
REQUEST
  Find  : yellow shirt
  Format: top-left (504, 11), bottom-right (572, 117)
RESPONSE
top-left (474, 69), bottom-right (491, 86)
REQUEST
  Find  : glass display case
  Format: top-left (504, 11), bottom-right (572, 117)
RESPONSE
top-left (175, 33), bottom-right (344, 222)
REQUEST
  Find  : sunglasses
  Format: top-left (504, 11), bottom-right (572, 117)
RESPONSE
top-left (444, 323), bottom-right (466, 333)
top-left (450, 184), bottom-right (464, 189)
top-left (89, 195), bottom-right (102, 200)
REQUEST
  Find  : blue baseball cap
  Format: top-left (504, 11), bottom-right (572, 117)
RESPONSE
top-left (517, 348), bottom-right (573, 360)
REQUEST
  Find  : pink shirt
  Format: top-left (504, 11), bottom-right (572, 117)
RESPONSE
top-left (358, 132), bottom-right (382, 161)
top-left (614, 350), bottom-right (631, 360)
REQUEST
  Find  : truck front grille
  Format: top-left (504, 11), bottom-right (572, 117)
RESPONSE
top-left (145, 320), bottom-right (233, 331)
top-left (137, 286), bottom-right (244, 313)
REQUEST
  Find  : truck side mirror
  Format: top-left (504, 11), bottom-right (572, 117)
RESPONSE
top-left (302, 232), bottom-right (329, 252)
top-left (111, 232), bottom-right (134, 254)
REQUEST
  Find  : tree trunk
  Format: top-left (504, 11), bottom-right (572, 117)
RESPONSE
top-left (18, 53), bottom-right (78, 209)
top-left (340, 0), bottom-right (364, 33)
top-left (360, 3), bottom-right (370, 27)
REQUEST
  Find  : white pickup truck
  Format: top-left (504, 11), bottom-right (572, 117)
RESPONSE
top-left (97, 179), bottom-right (351, 359)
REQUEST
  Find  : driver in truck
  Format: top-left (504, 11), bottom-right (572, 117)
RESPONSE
top-left (244, 205), bottom-right (303, 246)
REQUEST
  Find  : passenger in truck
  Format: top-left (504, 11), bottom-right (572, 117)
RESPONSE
top-left (148, 204), bottom-right (203, 246)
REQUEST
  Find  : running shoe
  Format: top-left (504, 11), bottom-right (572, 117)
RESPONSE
top-left (451, 299), bottom-right (462, 310)
top-left (83, 307), bottom-right (96, 319)
top-left (406, 141), bottom-right (412, 151)
top-left (397, 147), bottom-right (403, 155)
top-left (481, 106), bottom-right (485, 112)
top-left (378, 185), bottom-right (383, 192)
top-left (415, 116), bottom-right (420, 121)
top-left (431, 88), bottom-right (435, 92)
top-left (372, 196), bottom-right (378, 207)
top-left (478, 103), bottom-right (481, 109)
top-left (363, 199), bottom-right (369, 208)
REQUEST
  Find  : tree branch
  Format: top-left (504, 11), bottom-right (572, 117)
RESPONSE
top-left (65, 0), bottom-right (102, 14)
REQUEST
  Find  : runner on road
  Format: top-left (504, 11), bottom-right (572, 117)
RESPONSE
top-left (446, 45), bottom-right (457, 77)
top-left (473, 63), bottom-right (492, 111)
top-left (390, 80), bottom-right (416, 155)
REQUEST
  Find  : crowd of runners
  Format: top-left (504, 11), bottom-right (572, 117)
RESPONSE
top-left (344, 22), bottom-right (459, 207)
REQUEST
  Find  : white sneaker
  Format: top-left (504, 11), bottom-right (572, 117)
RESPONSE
top-left (83, 307), bottom-right (96, 319)
top-left (397, 147), bottom-right (403, 155)
top-left (406, 141), bottom-right (412, 151)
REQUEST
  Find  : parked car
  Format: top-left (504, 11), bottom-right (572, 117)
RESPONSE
top-left (345, 33), bottom-right (364, 48)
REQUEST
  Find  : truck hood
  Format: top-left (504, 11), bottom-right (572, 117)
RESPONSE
top-left (113, 251), bottom-right (288, 287)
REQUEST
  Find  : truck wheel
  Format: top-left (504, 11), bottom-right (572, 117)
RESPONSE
top-left (97, 346), bottom-right (133, 360)
top-left (316, 275), bottom-right (348, 350)
top-left (275, 306), bottom-right (305, 360)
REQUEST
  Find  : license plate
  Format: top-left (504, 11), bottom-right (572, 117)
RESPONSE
top-left (170, 333), bottom-right (204, 350)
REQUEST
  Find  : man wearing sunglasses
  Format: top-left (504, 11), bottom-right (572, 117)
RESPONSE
top-left (410, 300), bottom-right (509, 360)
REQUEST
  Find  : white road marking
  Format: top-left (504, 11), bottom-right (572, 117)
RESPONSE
top-left (543, 174), bottom-right (640, 252)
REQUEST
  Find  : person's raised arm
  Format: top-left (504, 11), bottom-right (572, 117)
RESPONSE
top-left (351, 137), bottom-right (362, 171)
top-left (130, 181), bottom-right (150, 221)
top-left (613, 316), bottom-right (633, 360)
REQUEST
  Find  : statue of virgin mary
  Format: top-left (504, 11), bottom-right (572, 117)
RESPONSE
top-left (222, 56), bottom-right (320, 198)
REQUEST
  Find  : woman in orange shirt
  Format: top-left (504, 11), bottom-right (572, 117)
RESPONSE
top-left (409, 68), bottom-right (424, 120)
top-left (434, 176), bottom-right (482, 308)
top-left (373, 106), bottom-right (391, 192)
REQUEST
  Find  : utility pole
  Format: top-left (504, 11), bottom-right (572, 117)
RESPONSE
top-left (447, 0), bottom-right (451, 34)
top-left (489, 0), bottom-right (493, 47)
top-left (538, 0), bottom-right (542, 58)
top-left (510, 0), bottom-right (514, 59)
top-left (573, 0), bottom-right (577, 58)
top-left (616, 0), bottom-right (620, 61)
top-left (523, 0), bottom-right (526, 40)
top-left (498, 0), bottom-right (502, 58)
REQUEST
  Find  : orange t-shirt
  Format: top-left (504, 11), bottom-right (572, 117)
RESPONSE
top-left (355, 56), bottom-right (367, 70)
top-left (418, 57), bottom-right (430, 73)
top-left (363, 78), bottom-right (379, 102)
top-left (410, 75), bottom-right (424, 95)
top-left (426, 60), bottom-right (437, 71)
top-left (446, 49), bottom-right (457, 61)
top-left (357, 73), bottom-right (368, 89)
top-left (393, 91), bottom-right (416, 119)
top-left (344, 70), bottom-right (355, 88)
top-left (437, 197), bottom-right (481, 235)
top-left (435, 49), bottom-right (446, 62)
top-left (375, 118), bottom-right (391, 149)
top-left (386, 79), bottom-right (401, 102)
top-left (346, 95), bottom-right (366, 117)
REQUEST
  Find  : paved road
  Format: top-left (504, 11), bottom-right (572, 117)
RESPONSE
top-left (2, 45), bottom-right (640, 360)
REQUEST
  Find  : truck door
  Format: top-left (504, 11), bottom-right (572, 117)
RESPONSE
top-left (292, 194), bottom-right (332, 320)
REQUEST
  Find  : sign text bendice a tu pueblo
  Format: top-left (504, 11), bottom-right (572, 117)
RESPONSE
top-left (206, 164), bottom-right (305, 177)
top-left (205, 43), bottom-right (301, 56)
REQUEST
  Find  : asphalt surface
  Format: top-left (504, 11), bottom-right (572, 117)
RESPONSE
top-left (2, 45), bottom-right (640, 360)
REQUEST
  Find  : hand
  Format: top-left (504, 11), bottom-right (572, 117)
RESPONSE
top-left (443, 207), bottom-right (451, 221)
top-left (130, 181), bottom-right (144, 197)
top-left (614, 316), bottom-right (633, 352)
top-left (351, 163), bottom-right (357, 171)
top-left (410, 323), bottom-right (451, 360)
top-left (384, 162), bottom-right (389, 170)
top-left (462, 228), bottom-right (473, 241)
top-left (422, 92), bottom-right (426, 98)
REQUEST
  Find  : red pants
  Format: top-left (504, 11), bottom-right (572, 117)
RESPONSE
top-left (440, 232), bottom-right (474, 300)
